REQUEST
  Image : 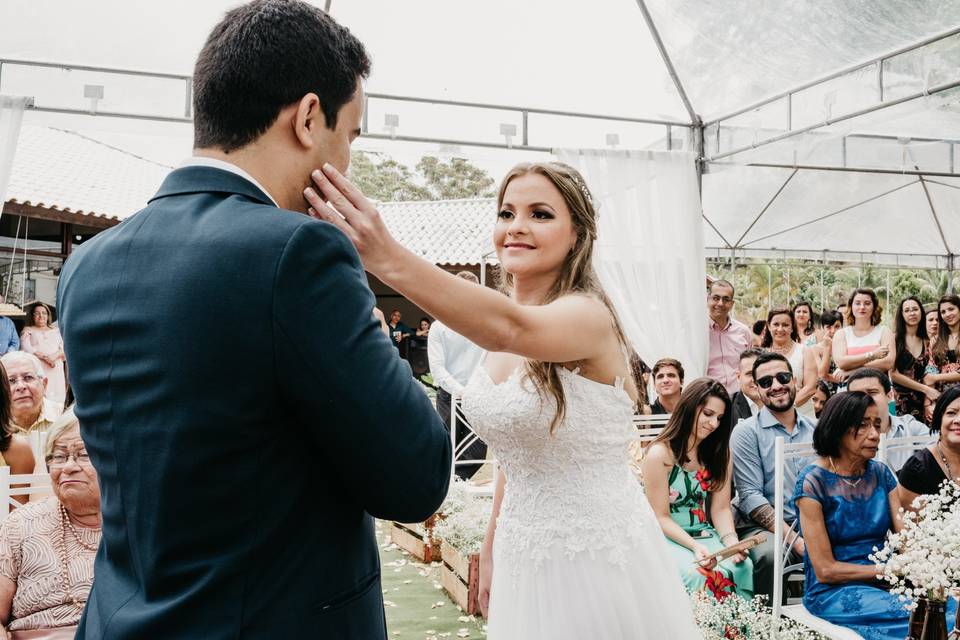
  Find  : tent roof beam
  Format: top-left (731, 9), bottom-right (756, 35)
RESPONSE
top-left (739, 180), bottom-right (919, 248)
top-left (710, 161), bottom-right (960, 179)
top-left (703, 23), bottom-right (960, 127)
top-left (634, 0), bottom-right (700, 126)
top-left (706, 77), bottom-right (960, 162)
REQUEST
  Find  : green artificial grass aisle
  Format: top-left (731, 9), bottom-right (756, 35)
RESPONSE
top-left (376, 521), bottom-right (487, 640)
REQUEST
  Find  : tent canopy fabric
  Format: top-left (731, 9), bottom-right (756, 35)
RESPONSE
top-left (2, 1), bottom-right (959, 269)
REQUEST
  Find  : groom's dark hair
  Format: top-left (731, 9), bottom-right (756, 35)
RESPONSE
top-left (192, 0), bottom-right (371, 152)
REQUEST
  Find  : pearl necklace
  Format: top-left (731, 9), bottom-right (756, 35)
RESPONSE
top-left (57, 503), bottom-right (101, 612)
top-left (770, 342), bottom-right (793, 356)
top-left (829, 457), bottom-right (864, 488)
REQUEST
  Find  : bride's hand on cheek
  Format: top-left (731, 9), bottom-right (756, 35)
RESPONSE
top-left (303, 164), bottom-right (401, 277)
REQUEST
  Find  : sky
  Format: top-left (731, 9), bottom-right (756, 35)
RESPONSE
top-left (0, 0), bottom-right (688, 179)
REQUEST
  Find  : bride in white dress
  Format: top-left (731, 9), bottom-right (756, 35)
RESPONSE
top-left (305, 160), bottom-right (702, 639)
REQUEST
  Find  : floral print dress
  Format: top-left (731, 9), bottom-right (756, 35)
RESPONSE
top-left (664, 465), bottom-right (753, 601)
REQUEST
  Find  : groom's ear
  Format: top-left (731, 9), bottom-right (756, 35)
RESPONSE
top-left (292, 93), bottom-right (326, 150)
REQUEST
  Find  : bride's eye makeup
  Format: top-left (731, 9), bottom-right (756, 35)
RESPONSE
top-left (532, 209), bottom-right (554, 220)
top-left (498, 210), bottom-right (514, 220)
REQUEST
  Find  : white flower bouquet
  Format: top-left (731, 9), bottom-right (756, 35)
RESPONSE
top-left (690, 592), bottom-right (825, 639)
top-left (433, 479), bottom-right (493, 555)
top-left (871, 480), bottom-right (960, 606)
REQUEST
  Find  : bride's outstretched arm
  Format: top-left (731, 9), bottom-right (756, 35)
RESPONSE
top-left (479, 467), bottom-right (505, 617)
top-left (304, 166), bottom-right (613, 365)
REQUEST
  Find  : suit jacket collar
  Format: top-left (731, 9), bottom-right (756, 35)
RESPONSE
top-left (150, 165), bottom-right (277, 207)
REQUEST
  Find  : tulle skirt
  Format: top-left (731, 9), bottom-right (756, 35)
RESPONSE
top-left (486, 536), bottom-right (703, 639)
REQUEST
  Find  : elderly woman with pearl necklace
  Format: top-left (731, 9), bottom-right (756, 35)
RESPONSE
top-left (0, 409), bottom-right (100, 639)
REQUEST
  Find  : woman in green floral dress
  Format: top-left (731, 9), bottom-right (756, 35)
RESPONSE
top-left (641, 378), bottom-right (754, 600)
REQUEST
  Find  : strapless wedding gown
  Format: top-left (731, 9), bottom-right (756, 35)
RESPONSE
top-left (461, 363), bottom-right (702, 639)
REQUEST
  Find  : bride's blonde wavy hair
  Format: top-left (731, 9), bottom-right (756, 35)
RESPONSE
top-left (495, 162), bottom-right (631, 434)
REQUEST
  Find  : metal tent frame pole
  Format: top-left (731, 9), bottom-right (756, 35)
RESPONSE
top-left (633, 0), bottom-right (700, 128)
top-left (703, 23), bottom-right (960, 128)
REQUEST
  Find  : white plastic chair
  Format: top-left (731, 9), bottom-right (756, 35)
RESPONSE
top-left (28, 430), bottom-right (49, 469)
top-left (876, 433), bottom-right (936, 470)
top-left (773, 436), bottom-right (864, 640)
top-left (632, 413), bottom-right (670, 444)
top-left (449, 396), bottom-right (496, 496)
top-left (0, 466), bottom-right (53, 523)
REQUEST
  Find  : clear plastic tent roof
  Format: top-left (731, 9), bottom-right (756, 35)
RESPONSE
top-left (643, 0), bottom-right (960, 120)
top-left (2, 0), bottom-right (960, 268)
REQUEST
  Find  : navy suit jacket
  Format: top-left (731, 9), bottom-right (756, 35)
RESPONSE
top-left (57, 166), bottom-right (451, 639)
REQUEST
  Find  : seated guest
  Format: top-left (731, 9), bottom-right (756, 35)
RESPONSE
top-left (793, 301), bottom-right (819, 348)
top-left (846, 368), bottom-right (929, 471)
top-left (751, 320), bottom-right (766, 348)
top-left (794, 391), bottom-right (954, 639)
top-left (925, 293), bottom-right (960, 392)
top-left (642, 378), bottom-right (753, 600)
top-left (651, 358), bottom-right (683, 414)
top-left (629, 352), bottom-right (652, 415)
top-left (898, 386), bottom-right (960, 510)
top-left (812, 380), bottom-right (832, 418)
top-left (731, 352), bottom-right (816, 602)
top-left (762, 308), bottom-right (818, 416)
top-left (891, 296), bottom-right (936, 421)
top-left (0, 409), bottom-right (100, 638)
top-left (0, 364), bottom-right (36, 503)
top-left (813, 310), bottom-right (844, 387)
top-left (730, 348), bottom-right (764, 425)
top-left (0, 353), bottom-right (63, 434)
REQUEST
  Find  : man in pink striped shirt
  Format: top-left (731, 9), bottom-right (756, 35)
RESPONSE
top-left (706, 279), bottom-right (753, 396)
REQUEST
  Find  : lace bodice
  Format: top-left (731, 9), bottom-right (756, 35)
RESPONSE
top-left (461, 363), bottom-right (654, 570)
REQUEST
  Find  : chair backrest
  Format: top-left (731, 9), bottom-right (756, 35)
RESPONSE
top-left (877, 433), bottom-right (936, 466)
top-left (632, 414), bottom-right (670, 443)
top-left (449, 396), bottom-right (496, 479)
top-left (28, 430), bottom-right (49, 468)
top-left (772, 436), bottom-right (817, 623)
top-left (0, 466), bottom-right (53, 524)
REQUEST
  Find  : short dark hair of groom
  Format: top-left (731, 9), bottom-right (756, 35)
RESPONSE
top-left (192, 0), bottom-right (371, 152)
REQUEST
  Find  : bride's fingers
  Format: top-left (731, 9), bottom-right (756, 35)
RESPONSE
top-left (303, 188), bottom-right (356, 240)
top-left (321, 163), bottom-right (374, 213)
top-left (310, 169), bottom-right (360, 222)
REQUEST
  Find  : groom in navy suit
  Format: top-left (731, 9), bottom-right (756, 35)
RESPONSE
top-left (57, 1), bottom-right (451, 637)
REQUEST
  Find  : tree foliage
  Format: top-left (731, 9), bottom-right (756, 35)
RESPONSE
top-left (348, 152), bottom-right (495, 202)
top-left (714, 259), bottom-right (959, 325)
top-left (416, 157), bottom-right (496, 200)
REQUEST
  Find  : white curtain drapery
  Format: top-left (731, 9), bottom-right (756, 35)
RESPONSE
top-left (556, 148), bottom-right (707, 383)
top-left (0, 96), bottom-right (30, 220)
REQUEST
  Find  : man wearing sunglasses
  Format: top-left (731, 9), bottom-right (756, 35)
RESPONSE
top-left (730, 351), bottom-right (817, 602)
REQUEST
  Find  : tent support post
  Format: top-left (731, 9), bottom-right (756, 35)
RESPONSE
top-left (949, 255), bottom-right (956, 294)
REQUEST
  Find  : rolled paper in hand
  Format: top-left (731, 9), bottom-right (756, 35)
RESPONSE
top-left (692, 533), bottom-right (766, 565)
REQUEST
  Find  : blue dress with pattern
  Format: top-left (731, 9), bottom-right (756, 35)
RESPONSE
top-left (793, 460), bottom-right (956, 640)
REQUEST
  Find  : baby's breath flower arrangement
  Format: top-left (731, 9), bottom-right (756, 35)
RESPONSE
top-left (870, 480), bottom-right (960, 607)
top-left (433, 479), bottom-right (493, 555)
top-left (690, 592), bottom-right (825, 639)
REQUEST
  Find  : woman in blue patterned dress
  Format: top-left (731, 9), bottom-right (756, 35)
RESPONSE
top-left (794, 390), bottom-right (954, 639)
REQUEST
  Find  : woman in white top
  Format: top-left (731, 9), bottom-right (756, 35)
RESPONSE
top-left (761, 308), bottom-right (817, 416)
top-left (832, 288), bottom-right (895, 377)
